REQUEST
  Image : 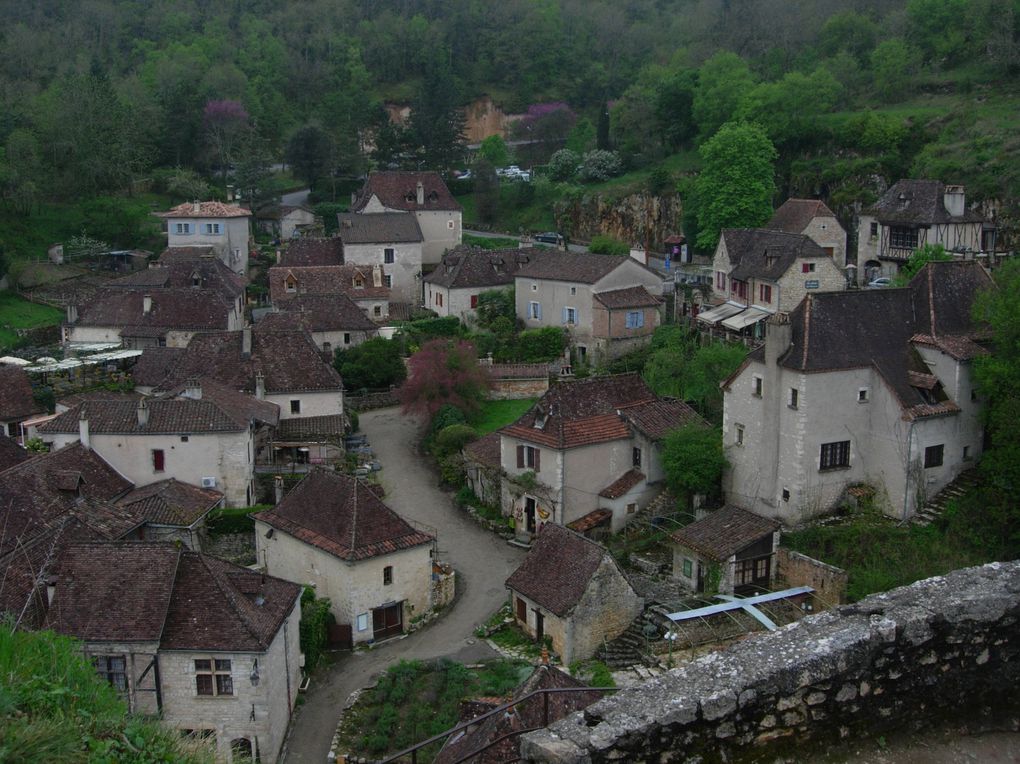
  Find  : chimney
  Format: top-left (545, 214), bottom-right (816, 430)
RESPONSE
top-left (46, 576), bottom-right (58, 607)
top-left (764, 312), bottom-right (793, 368)
top-left (143, 294), bottom-right (152, 314)
top-left (416, 180), bottom-right (424, 206)
top-left (184, 378), bottom-right (202, 400)
top-left (242, 326), bottom-right (252, 358)
top-left (137, 398), bottom-right (149, 427)
top-left (255, 371), bottom-right (265, 400)
top-left (275, 249), bottom-right (281, 264)
top-left (350, 191), bottom-right (357, 206)
top-left (274, 475), bottom-right (284, 505)
top-left (372, 264), bottom-right (382, 287)
top-left (629, 244), bottom-right (647, 265)
top-left (66, 304), bottom-right (78, 324)
top-left (192, 200), bottom-right (201, 214)
top-left (78, 409), bottom-right (90, 450)
top-left (944, 185), bottom-right (966, 218)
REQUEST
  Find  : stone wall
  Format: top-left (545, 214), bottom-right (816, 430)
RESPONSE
top-left (491, 377), bottom-right (550, 400)
top-left (346, 389), bottom-right (398, 411)
top-left (777, 548), bottom-right (849, 606)
top-left (521, 561), bottom-right (1020, 762)
top-left (555, 193), bottom-right (683, 250)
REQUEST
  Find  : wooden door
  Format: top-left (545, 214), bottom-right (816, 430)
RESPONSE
top-left (534, 610), bottom-right (544, 643)
top-left (515, 596), bottom-right (527, 623)
top-left (525, 497), bottom-right (537, 533)
top-left (328, 623), bottom-right (353, 650)
top-left (372, 602), bottom-right (403, 640)
top-left (696, 562), bottom-right (706, 594)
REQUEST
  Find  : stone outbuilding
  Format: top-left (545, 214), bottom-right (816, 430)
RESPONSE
top-left (254, 470), bottom-right (437, 644)
top-left (670, 505), bottom-right (781, 595)
top-left (0, 365), bottom-right (43, 441)
top-left (505, 524), bottom-right (642, 664)
top-left (767, 198), bottom-right (847, 267)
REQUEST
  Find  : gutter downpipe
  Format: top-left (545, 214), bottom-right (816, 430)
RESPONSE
top-left (902, 418), bottom-right (916, 523)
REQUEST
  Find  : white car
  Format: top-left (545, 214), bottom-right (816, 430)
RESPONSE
top-left (867, 277), bottom-right (892, 288)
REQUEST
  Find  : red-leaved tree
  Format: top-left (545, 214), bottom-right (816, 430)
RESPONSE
top-left (204, 99), bottom-right (249, 183)
top-left (398, 339), bottom-right (492, 419)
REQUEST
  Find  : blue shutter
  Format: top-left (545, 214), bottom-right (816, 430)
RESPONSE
top-left (562, 307), bottom-right (568, 324)
top-left (636, 311), bottom-right (644, 328)
top-left (536, 302), bottom-right (542, 320)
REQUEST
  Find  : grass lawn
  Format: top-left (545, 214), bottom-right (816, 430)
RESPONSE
top-left (0, 292), bottom-right (64, 351)
top-left (469, 398), bottom-right (537, 434)
top-left (335, 658), bottom-right (531, 761)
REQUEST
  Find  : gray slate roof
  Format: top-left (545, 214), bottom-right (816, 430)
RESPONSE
top-left (722, 229), bottom-right (828, 283)
top-left (865, 179), bottom-right (984, 225)
top-left (337, 212), bottom-right (423, 244)
top-left (424, 246), bottom-right (538, 289)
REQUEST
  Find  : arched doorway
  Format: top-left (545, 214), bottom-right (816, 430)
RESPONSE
top-left (230, 737), bottom-right (253, 762)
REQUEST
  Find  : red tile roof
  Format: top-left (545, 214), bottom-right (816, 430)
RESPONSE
top-left (279, 237), bottom-right (344, 267)
top-left (598, 469), bottom-right (645, 499)
top-left (274, 414), bottom-right (347, 441)
top-left (269, 264), bottom-right (391, 303)
top-left (566, 508), bottom-right (613, 532)
top-left (670, 505), bottom-right (780, 562)
top-left (72, 288), bottom-right (236, 334)
top-left (117, 478), bottom-right (222, 527)
top-left (158, 246), bottom-right (218, 263)
top-left (463, 431), bottom-right (501, 469)
top-left (515, 251), bottom-right (633, 284)
top-left (253, 470), bottom-right (433, 561)
top-left (0, 366), bottom-right (43, 422)
top-left (109, 258), bottom-right (244, 302)
top-left (39, 398), bottom-right (250, 435)
top-left (0, 434), bottom-right (29, 471)
top-left (352, 172), bottom-right (461, 213)
top-left (156, 201), bottom-right (251, 219)
top-left (594, 286), bottom-right (663, 309)
top-left (620, 398), bottom-right (706, 441)
top-left (259, 293), bottom-right (378, 333)
top-left (337, 212), bottom-right (423, 244)
top-left (424, 246), bottom-right (537, 289)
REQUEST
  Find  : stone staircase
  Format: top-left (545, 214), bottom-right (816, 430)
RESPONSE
top-left (911, 468), bottom-right (981, 526)
top-left (622, 486), bottom-right (677, 539)
top-left (596, 600), bottom-right (678, 669)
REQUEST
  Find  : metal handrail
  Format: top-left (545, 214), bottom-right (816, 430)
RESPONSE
top-left (378, 685), bottom-right (617, 764)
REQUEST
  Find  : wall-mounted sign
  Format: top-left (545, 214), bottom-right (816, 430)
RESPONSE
top-left (805, 279), bottom-right (820, 289)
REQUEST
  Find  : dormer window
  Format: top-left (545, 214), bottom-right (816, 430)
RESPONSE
top-left (285, 276), bottom-right (297, 293)
top-left (533, 406), bottom-right (548, 429)
top-left (354, 277), bottom-right (364, 289)
top-left (191, 272), bottom-right (201, 288)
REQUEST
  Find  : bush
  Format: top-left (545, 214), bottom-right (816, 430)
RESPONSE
top-left (548, 149), bottom-right (580, 181)
top-left (300, 590), bottom-right (336, 671)
top-left (433, 424), bottom-right (479, 458)
top-left (347, 409), bottom-right (360, 433)
top-left (577, 150), bottom-right (622, 183)
top-left (430, 403), bottom-right (467, 434)
top-left (513, 327), bottom-right (566, 362)
top-left (589, 234), bottom-right (629, 256)
top-left (335, 337), bottom-right (406, 391)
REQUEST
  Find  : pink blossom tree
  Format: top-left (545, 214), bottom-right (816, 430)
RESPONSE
top-left (203, 99), bottom-right (249, 183)
top-left (398, 339), bottom-right (492, 420)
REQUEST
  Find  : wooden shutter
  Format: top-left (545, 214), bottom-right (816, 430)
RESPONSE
top-left (534, 448), bottom-right (541, 472)
top-left (517, 445), bottom-right (525, 468)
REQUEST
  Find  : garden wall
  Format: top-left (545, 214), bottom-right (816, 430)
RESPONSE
top-left (521, 561), bottom-right (1020, 763)
top-left (776, 548), bottom-right (848, 606)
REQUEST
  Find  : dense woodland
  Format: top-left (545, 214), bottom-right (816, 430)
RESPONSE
top-left (0, 0), bottom-right (1019, 257)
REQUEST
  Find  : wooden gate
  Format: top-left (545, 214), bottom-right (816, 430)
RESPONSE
top-left (328, 623), bottom-right (353, 650)
top-left (372, 602), bottom-right (403, 640)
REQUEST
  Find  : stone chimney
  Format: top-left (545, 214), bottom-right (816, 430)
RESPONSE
top-left (629, 245), bottom-right (647, 265)
top-left (46, 576), bottom-right (58, 607)
top-left (944, 185), bottom-right (966, 218)
top-left (275, 249), bottom-right (281, 264)
top-left (274, 475), bottom-right (284, 504)
top-left (192, 200), bottom-right (201, 214)
top-left (242, 326), bottom-right (252, 358)
top-left (764, 312), bottom-right (793, 368)
top-left (137, 398), bottom-right (149, 427)
top-left (78, 409), bottom-right (90, 450)
top-left (372, 264), bottom-right (383, 287)
top-left (66, 304), bottom-right (78, 324)
top-left (143, 294), bottom-right (152, 314)
top-left (255, 371), bottom-right (265, 400)
top-left (416, 180), bottom-right (424, 206)
top-left (183, 378), bottom-right (202, 400)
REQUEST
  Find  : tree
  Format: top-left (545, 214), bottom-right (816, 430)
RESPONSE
top-left (656, 67), bottom-right (699, 150)
top-left (871, 39), bottom-right (917, 101)
top-left (233, 129), bottom-right (275, 209)
top-left (566, 118), bottom-right (596, 154)
top-left (738, 68), bottom-right (843, 148)
top-left (164, 167), bottom-right (211, 201)
top-left (589, 235), bottom-right (629, 255)
top-left (893, 244), bottom-right (952, 285)
top-left (475, 287), bottom-right (516, 332)
top-left (907, 0), bottom-right (970, 66)
top-left (477, 135), bottom-right (509, 167)
top-left (399, 339), bottom-right (492, 419)
top-left (407, 49), bottom-right (467, 172)
top-left (203, 99), bottom-right (249, 183)
top-left (548, 149), bottom-right (580, 182)
top-left (335, 337), bottom-right (406, 391)
top-left (285, 124), bottom-right (335, 188)
top-left (473, 160), bottom-right (500, 225)
top-left (661, 424), bottom-right (727, 503)
top-left (694, 122), bottom-right (777, 251)
top-left (692, 52), bottom-right (756, 141)
top-left (577, 150), bottom-right (622, 183)
top-left (678, 342), bottom-right (748, 423)
top-left (596, 101), bottom-right (611, 150)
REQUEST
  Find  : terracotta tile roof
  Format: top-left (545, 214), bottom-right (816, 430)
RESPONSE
top-left (865, 179), bottom-right (984, 225)
top-left (434, 665), bottom-right (600, 764)
top-left (148, 328), bottom-right (344, 395)
top-left (463, 431), bottom-right (501, 469)
top-left (159, 377), bottom-right (280, 427)
top-left (274, 414), bottom-right (347, 441)
top-left (910, 332), bottom-right (989, 361)
top-left (487, 363), bottom-right (549, 380)
top-left (722, 229), bottom-right (829, 283)
top-left (337, 212), bottom-right (423, 244)
top-left (117, 478), bottom-right (222, 527)
top-left (767, 199), bottom-right (838, 233)
top-left (505, 524), bottom-right (616, 617)
top-left (352, 171), bottom-right (461, 212)
top-left (72, 288), bottom-right (235, 333)
top-left (500, 374), bottom-right (657, 449)
top-left (515, 251), bottom-right (631, 284)
top-left (594, 286), bottom-right (663, 309)
top-left (158, 246), bottom-right (218, 263)
top-left (109, 258), bottom-right (244, 302)
top-left (130, 347), bottom-right (185, 387)
top-left (259, 294), bottom-right (378, 333)
top-left (278, 237), bottom-right (344, 267)
top-left (670, 505), bottom-right (779, 562)
top-left (255, 203), bottom-right (313, 221)
top-left (566, 508), bottom-right (613, 532)
top-left (424, 246), bottom-right (537, 289)
top-left (598, 469), bottom-right (645, 499)
top-left (619, 398), bottom-right (706, 441)
top-left (39, 398), bottom-right (249, 435)
top-left (269, 264), bottom-right (391, 303)
top-left (253, 469), bottom-right (433, 561)
top-left (0, 366), bottom-right (43, 421)
top-left (0, 434), bottom-right (29, 471)
top-left (56, 390), bottom-right (142, 412)
top-left (156, 201), bottom-right (251, 219)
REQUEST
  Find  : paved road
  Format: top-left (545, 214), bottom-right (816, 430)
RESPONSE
top-left (281, 187), bottom-right (311, 207)
top-left (464, 228), bottom-right (589, 254)
top-left (282, 408), bottom-right (526, 763)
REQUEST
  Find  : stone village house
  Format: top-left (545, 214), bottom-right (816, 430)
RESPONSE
top-left (257, 293), bottom-right (379, 354)
top-left (722, 260), bottom-right (992, 524)
top-left (155, 201), bottom-right (252, 276)
top-left (269, 262), bottom-right (392, 322)
top-left (767, 199), bottom-right (847, 267)
top-left (255, 203), bottom-right (316, 241)
top-left (254, 470), bottom-right (446, 645)
top-left (499, 374), bottom-right (705, 539)
top-left (424, 246), bottom-right (535, 320)
top-left (505, 523), bottom-right (642, 664)
top-left (0, 365), bottom-right (43, 441)
top-left (337, 212), bottom-right (424, 305)
top-left (43, 541), bottom-right (302, 764)
top-left (514, 252), bottom-right (665, 363)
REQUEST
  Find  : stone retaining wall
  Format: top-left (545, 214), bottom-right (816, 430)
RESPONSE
top-left (521, 561), bottom-right (1020, 762)
top-left (346, 389), bottom-right (398, 411)
top-left (776, 548), bottom-right (849, 606)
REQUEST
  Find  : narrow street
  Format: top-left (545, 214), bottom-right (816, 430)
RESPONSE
top-left (282, 407), bottom-right (526, 763)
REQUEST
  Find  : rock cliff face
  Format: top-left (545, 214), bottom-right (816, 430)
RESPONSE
top-left (554, 192), bottom-right (683, 250)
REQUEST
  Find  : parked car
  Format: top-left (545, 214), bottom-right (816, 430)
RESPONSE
top-left (534, 232), bottom-right (564, 245)
top-left (867, 277), bottom-right (892, 288)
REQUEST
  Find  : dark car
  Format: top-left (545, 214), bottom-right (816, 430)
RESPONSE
top-left (534, 232), bottom-right (563, 245)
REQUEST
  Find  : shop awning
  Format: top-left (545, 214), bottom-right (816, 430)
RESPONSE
top-left (721, 307), bottom-right (771, 331)
top-left (696, 302), bottom-right (745, 325)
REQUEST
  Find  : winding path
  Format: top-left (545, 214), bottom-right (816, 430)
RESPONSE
top-left (282, 407), bottom-right (526, 763)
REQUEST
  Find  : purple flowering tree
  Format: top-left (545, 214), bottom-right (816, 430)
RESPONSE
top-left (512, 102), bottom-right (577, 143)
top-left (204, 99), bottom-right (249, 183)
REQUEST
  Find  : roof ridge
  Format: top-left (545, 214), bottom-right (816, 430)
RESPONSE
top-left (194, 552), bottom-right (268, 649)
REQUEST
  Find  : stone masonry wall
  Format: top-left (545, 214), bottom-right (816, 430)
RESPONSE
top-left (776, 548), bottom-right (849, 606)
top-left (521, 561), bottom-right (1020, 763)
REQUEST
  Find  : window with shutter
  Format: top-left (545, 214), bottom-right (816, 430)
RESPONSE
top-left (517, 445), bottom-right (525, 468)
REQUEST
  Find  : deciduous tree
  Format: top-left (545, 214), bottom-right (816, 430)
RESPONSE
top-left (335, 337), bottom-right (406, 391)
top-left (661, 424), bottom-right (726, 503)
top-left (399, 339), bottom-right (491, 419)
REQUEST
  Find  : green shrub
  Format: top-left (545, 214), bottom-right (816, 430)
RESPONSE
top-left (429, 404), bottom-right (467, 434)
top-left (433, 424), bottom-right (479, 457)
top-left (300, 591), bottom-right (336, 671)
top-left (589, 234), bottom-right (629, 256)
top-left (513, 327), bottom-right (566, 362)
top-left (335, 337), bottom-right (406, 391)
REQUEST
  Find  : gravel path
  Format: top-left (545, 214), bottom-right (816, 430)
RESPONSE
top-left (281, 407), bottom-right (526, 763)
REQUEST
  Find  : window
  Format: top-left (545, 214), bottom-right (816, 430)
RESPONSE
top-left (516, 597), bottom-right (527, 622)
top-left (470, 294), bottom-right (478, 309)
top-left (383, 566), bottom-right (393, 585)
top-left (285, 277), bottom-right (297, 293)
top-left (869, 221), bottom-right (879, 238)
top-left (290, 400), bottom-right (301, 414)
top-left (563, 306), bottom-right (577, 325)
top-left (516, 445), bottom-right (541, 471)
top-left (789, 388), bottom-right (798, 409)
top-left (528, 301), bottom-right (542, 320)
top-left (924, 444), bottom-right (944, 469)
top-left (383, 275), bottom-right (393, 288)
top-left (735, 424), bottom-right (744, 446)
top-left (180, 435), bottom-right (189, 443)
top-left (963, 445), bottom-right (971, 461)
top-left (625, 311), bottom-right (644, 329)
top-left (435, 292), bottom-right (443, 307)
top-left (632, 447), bottom-right (642, 468)
top-left (627, 502), bottom-right (637, 514)
top-left (343, 333), bottom-right (351, 345)
top-left (752, 377), bottom-right (763, 397)
top-left (531, 283), bottom-right (538, 291)
top-left (383, 248), bottom-right (395, 264)
top-left (890, 226), bottom-right (918, 249)
top-left (202, 223), bottom-right (221, 235)
top-left (782, 488), bottom-right (790, 502)
top-left (858, 388), bottom-right (870, 403)
top-left (819, 440), bottom-right (851, 470)
top-left (759, 284), bottom-right (772, 303)
top-left (801, 262), bottom-right (816, 274)
top-left (570, 286), bottom-right (577, 296)
top-left (373, 305), bottom-right (382, 317)
top-left (823, 247), bottom-right (834, 257)
top-left (447, 220), bottom-right (455, 229)
top-left (195, 659), bottom-right (233, 696)
top-left (682, 558), bottom-right (693, 577)
top-left (357, 613), bottom-right (369, 631)
top-left (716, 271), bottom-right (726, 290)
top-left (323, 342), bottom-right (331, 354)
top-left (152, 449), bottom-right (165, 472)
top-left (971, 389), bottom-right (978, 401)
top-left (174, 222), bottom-right (192, 235)
top-left (94, 656), bottom-right (127, 692)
